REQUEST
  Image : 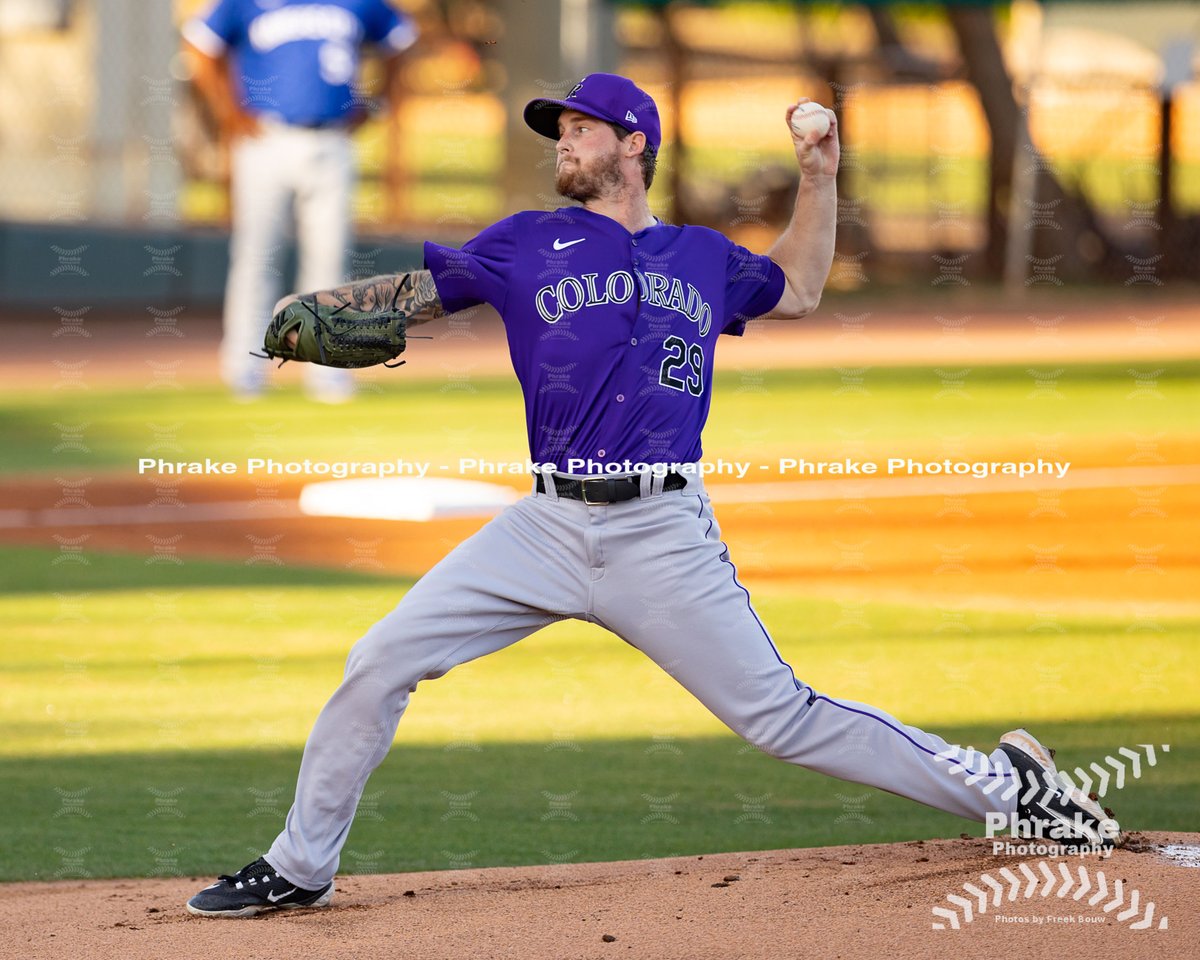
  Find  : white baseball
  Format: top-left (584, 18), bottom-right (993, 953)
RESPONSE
top-left (789, 102), bottom-right (831, 140)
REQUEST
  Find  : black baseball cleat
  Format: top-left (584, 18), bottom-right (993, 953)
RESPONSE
top-left (186, 857), bottom-right (334, 918)
top-left (998, 729), bottom-right (1123, 850)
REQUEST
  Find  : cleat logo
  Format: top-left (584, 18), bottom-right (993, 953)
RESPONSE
top-left (266, 887), bottom-right (296, 903)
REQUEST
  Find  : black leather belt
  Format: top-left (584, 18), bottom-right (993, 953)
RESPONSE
top-left (535, 472), bottom-right (687, 504)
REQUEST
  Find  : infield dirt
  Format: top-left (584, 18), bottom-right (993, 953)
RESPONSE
top-left (2, 833), bottom-right (1196, 960)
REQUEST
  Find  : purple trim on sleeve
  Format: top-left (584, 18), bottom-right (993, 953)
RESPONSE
top-left (423, 217), bottom-right (516, 315)
top-left (723, 257), bottom-right (785, 337)
top-left (423, 241), bottom-right (483, 315)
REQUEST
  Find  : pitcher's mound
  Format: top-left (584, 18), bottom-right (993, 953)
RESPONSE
top-left (3, 833), bottom-right (1196, 960)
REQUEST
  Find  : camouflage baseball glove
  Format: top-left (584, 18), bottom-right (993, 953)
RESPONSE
top-left (259, 295), bottom-right (407, 369)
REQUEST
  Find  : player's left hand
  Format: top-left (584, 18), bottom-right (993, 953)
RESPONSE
top-left (272, 293), bottom-right (301, 317)
top-left (259, 296), bottom-right (408, 368)
top-left (786, 99), bottom-right (839, 180)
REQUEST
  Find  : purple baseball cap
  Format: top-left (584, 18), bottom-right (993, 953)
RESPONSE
top-left (524, 73), bottom-right (661, 151)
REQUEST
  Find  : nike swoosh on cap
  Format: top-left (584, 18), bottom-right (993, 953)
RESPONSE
top-left (552, 238), bottom-right (585, 250)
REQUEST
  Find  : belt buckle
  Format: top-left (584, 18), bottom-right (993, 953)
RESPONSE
top-left (581, 477), bottom-right (610, 505)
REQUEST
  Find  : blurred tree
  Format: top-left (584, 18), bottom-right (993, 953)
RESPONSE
top-left (943, 4), bottom-right (1133, 282)
top-left (866, 5), bottom-right (943, 82)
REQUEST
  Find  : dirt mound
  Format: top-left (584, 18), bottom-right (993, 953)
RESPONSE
top-left (3, 833), bottom-right (1196, 960)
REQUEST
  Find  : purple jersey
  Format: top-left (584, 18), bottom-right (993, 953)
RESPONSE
top-left (424, 206), bottom-right (784, 468)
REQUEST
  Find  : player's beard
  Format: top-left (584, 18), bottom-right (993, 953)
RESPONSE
top-left (555, 150), bottom-right (624, 202)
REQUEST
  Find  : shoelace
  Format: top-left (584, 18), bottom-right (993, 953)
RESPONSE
top-left (217, 859), bottom-right (275, 884)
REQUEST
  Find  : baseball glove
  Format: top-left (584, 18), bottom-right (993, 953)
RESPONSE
top-left (259, 295), bottom-right (407, 369)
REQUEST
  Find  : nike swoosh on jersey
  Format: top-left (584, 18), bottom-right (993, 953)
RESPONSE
top-left (552, 238), bottom-right (585, 250)
top-left (266, 887), bottom-right (297, 903)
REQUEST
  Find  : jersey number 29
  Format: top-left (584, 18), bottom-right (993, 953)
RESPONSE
top-left (659, 336), bottom-right (704, 396)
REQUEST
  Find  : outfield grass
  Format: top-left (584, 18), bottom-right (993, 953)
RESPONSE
top-left (1, 359), bottom-right (1197, 475)
top-left (2, 544), bottom-right (1196, 881)
top-left (6, 719), bottom-right (1197, 883)
top-left (2, 357), bottom-right (1196, 881)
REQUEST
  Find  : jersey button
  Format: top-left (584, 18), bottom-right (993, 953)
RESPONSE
top-left (598, 448), bottom-right (606, 457)
top-left (630, 337), bottom-right (637, 345)
top-left (631, 240), bottom-right (638, 246)
top-left (616, 394), bottom-right (625, 403)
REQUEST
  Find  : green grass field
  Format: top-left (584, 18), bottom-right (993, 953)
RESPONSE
top-left (3, 545), bottom-right (1197, 882)
top-left (2, 358), bottom-right (1197, 882)
top-left (2, 359), bottom-right (1197, 475)
top-left (2, 547), bottom-right (1196, 882)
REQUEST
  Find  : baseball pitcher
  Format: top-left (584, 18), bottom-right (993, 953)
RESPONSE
top-left (187, 74), bottom-right (1120, 917)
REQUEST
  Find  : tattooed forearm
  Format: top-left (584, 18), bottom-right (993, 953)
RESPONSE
top-left (410, 271), bottom-right (446, 326)
top-left (310, 271), bottom-right (446, 327)
top-left (319, 276), bottom-right (395, 313)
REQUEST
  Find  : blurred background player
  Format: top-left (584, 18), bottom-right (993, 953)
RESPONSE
top-left (182, 0), bottom-right (417, 402)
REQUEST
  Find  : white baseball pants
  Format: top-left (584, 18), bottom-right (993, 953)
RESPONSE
top-left (267, 472), bottom-right (1018, 889)
top-left (221, 121), bottom-right (355, 397)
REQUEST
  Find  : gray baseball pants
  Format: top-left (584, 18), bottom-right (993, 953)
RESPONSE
top-left (221, 120), bottom-right (355, 398)
top-left (266, 471), bottom-right (1017, 888)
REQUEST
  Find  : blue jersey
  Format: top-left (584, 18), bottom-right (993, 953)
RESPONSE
top-left (425, 207), bottom-right (785, 468)
top-left (184, 0), bottom-right (416, 126)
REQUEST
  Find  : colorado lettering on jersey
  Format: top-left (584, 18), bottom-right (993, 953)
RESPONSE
top-left (423, 207), bottom-right (785, 465)
top-left (248, 4), bottom-right (362, 52)
top-left (535, 269), bottom-right (713, 336)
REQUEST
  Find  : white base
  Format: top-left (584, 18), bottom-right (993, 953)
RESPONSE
top-left (298, 477), bottom-right (521, 522)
